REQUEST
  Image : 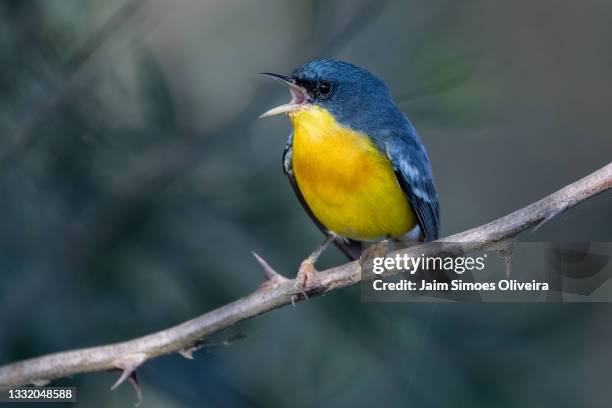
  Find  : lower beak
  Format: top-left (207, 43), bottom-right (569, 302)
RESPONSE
top-left (259, 73), bottom-right (308, 118)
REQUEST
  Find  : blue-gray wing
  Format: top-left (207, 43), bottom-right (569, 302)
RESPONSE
top-left (385, 133), bottom-right (440, 241)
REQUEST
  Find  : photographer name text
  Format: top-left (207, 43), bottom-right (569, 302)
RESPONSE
top-left (370, 254), bottom-right (549, 292)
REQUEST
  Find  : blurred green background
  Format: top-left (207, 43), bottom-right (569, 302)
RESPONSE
top-left (1, 0), bottom-right (611, 406)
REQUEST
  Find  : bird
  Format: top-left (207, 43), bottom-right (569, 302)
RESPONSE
top-left (260, 59), bottom-right (439, 291)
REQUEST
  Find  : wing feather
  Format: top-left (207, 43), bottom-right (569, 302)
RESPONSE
top-left (385, 135), bottom-right (440, 241)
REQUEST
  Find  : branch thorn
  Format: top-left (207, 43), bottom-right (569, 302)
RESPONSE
top-left (252, 252), bottom-right (289, 286)
top-left (493, 239), bottom-right (514, 278)
top-left (178, 345), bottom-right (200, 360)
top-left (129, 371), bottom-right (142, 407)
top-left (111, 353), bottom-right (146, 392)
top-left (532, 206), bottom-right (567, 232)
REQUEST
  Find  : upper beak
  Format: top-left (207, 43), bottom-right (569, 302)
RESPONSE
top-left (259, 73), bottom-right (308, 118)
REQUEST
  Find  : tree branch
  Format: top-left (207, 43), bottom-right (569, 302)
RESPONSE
top-left (1, 162), bottom-right (611, 390)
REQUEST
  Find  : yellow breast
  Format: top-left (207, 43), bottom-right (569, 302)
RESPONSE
top-left (289, 105), bottom-right (416, 241)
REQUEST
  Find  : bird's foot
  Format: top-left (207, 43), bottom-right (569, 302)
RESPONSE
top-left (359, 240), bottom-right (396, 278)
top-left (359, 240), bottom-right (393, 266)
top-left (291, 258), bottom-right (322, 304)
top-left (290, 236), bottom-right (334, 305)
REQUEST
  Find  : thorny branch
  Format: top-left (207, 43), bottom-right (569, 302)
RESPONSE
top-left (0, 162), bottom-right (610, 393)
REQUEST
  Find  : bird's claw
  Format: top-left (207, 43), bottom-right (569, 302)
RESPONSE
top-left (359, 241), bottom-right (392, 266)
top-left (291, 259), bottom-right (320, 305)
top-left (296, 258), bottom-right (317, 288)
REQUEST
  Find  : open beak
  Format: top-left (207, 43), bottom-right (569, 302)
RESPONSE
top-left (259, 73), bottom-right (309, 118)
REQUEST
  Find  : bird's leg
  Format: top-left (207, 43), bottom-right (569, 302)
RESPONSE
top-left (295, 235), bottom-right (335, 293)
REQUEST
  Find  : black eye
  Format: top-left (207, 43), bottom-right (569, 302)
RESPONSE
top-left (317, 81), bottom-right (332, 97)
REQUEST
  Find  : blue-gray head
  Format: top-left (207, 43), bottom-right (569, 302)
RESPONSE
top-left (260, 59), bottom-right (402, 127)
